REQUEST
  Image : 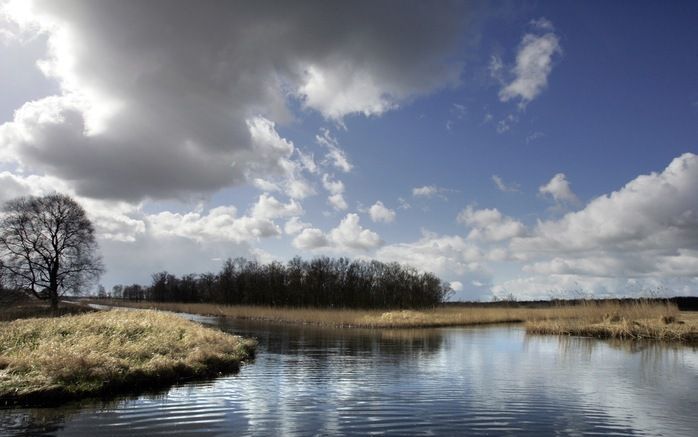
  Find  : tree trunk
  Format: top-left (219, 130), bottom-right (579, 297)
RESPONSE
top-left (49, 265), bottom-right (59, 311)
top-left (50, 290), bottom-right (59, 311)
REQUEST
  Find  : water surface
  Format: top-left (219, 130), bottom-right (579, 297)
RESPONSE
top-left (1, 315), bottom-right (697, 436)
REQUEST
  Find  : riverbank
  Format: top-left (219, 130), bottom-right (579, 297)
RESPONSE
top-left (0, 290), bottom-right (95, 321)
top-left (90, 300), bottom-right (697, 343)
top-left (0, 310), bottom-right (256, 405)
top-left (86, 300), bottom-right (543, 327)
top-left (526, 311), bottom-right (698, 343)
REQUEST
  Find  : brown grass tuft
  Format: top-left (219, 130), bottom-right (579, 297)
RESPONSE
top-left (525, 301), bottom-right (698, 343)
top-left (0, 310), bottom-right (256, 404)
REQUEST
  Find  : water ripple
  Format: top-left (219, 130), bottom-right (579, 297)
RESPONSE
top-left (1, 321), bottom-right (697, 436)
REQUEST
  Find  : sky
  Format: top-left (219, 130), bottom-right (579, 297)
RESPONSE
top-left (0, 0), bottom-right (697, 300)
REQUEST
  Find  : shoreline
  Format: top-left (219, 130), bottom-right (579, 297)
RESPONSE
top-left (0, 310), bottom-right (256, 406)
top-left (526, 315), bottom-right (698, 343)
top-left (88, 300), bottom-right (698, 344)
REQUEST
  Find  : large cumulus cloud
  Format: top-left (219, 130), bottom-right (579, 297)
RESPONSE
top-left (0, 0), bottom-right (470, 201)
top-left (499, 153), bottom-right (698, 299)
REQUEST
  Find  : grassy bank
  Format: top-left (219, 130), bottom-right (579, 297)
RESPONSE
top-left (0, 290), bottom-right (95, 321)
top-left (93, 300), bottom-right (697, 343)
top-left (526, 308), bottom-right (698, 343)
top-left (0, 310), bottom-right (256, 405)
top-left (89, 300), bottom-right (541, 327)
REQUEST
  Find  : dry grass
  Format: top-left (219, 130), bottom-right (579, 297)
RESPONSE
top-left (526, 303), bottom-right (698, 343)
top-left (0, 310), bottom-right (256, 404)
top-left (0, 290), bottom-right (95, 321)
top-left (0, 302), bottom-right (95, 322)
top-left (93, 301), bottom-right (538, 328)
top-left (95, 300), bottom-right (697, 342)
top-left (0, 290), bottom-right (94, 322)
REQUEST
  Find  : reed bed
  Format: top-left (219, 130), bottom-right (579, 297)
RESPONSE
top-left (526, 302), bottom-right (698, 343)
top-left (0, 310), bottom-right (256, 404)
top-left (91, 301), bottom-right (536, 327)
top-left (95, 300), bottom-right (695, 341)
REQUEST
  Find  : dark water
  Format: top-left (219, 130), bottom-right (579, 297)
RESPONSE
top-left (1, 314), bottom-right (697, 436)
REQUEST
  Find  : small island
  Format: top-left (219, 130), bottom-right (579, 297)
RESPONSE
top-left (0, 309), bottom-right (256, 405)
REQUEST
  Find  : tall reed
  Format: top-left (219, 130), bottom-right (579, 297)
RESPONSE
top-left (97, 299), bottom-right (691, 336)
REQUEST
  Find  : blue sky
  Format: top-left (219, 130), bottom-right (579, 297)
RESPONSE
top-left (1, 0), bottom-right (696, 300)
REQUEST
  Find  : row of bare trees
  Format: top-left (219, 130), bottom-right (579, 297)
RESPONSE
top-left (1, 194), bottom-right (451, 310)
top-left (116, 257), bottom-right (452, 309)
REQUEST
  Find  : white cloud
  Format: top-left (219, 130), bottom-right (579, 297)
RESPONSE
top-left (292, 213), bottom-right (382, 252)
top-left (321, 173), bottom-right (345, 195)
top-left (376, 231), bottom-right (484, 276)
top-left (251, 178), bottom-right (280, 192)
top-left (328, 213), bottom-right (382, 250)
top-left (284, 216), bottom-right (310, 235)
top-left (292, 227), bottom-right (329, 250)
top-left (492, 174), bottom-right (520, 192)
top-left (375, 231), bottom-right (494, 300)
top-left (246, 116), bottom-right (295, 161)
top-left (316, 129), bottom-right (353, 173)
top-left (247, 117), bottom-right (320, 201)
top-left (0, 171), bottom-right (145, 242)
top-left (297, 149), bottom-right (318, 174)
top-left (328, 193), bottom-right (348, 211)
top-left (412, 185), bottom-right (438, 197)
top-left (457, 205), bottom-right (526, 242)
top-left (285, 177), bottom-right (316, 200)
top-left (321, 173), bottom-right (348, 211)
top-left (250, 193), bottom-right (303, 220)
top-left (148, 206), bottom-right (281, 244)
top-left (412, 184), bottom-right (452, 199)
top-left (520, 153), bottom-right (698, 259)
top-left (499, 23), bottom-right (561, 106)
top-left (505, 153), bottom-right (698, 298)
top-left (539, 173), bottom-right (579, 204)
top-left (368, 201), bottom-right (396, 223)
top-left (299, 65), bottom-right (398, 119)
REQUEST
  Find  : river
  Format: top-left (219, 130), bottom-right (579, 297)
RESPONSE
top-left (1, 313), bottom-right (697, 436)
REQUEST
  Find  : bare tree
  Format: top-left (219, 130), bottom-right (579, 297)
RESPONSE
top-left (0, 194), bottom-right (104, 309)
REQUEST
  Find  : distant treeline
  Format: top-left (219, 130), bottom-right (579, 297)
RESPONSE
top-left (108, 257), bottom-right (453, 309)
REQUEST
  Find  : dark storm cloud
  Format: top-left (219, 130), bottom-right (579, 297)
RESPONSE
top-left (0, 0), bottom-right (474, 201)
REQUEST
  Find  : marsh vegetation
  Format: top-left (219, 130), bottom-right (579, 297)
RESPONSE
top-left (0, 310), bottom-right (256, 404)
top-left (99, 299), bottom-right (697, 343)
top-left (526, 305), bottom-right (698, 342)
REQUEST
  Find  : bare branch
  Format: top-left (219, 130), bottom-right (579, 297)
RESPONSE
top-left (0, 194), bottom-right (104, 308)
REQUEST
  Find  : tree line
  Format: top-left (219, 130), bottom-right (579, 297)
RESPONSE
top-left (110, 257), bottom-right (452, 309)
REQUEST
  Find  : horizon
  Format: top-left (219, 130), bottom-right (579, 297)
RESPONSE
top-left (1, 0), bottom-right (697, 301)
